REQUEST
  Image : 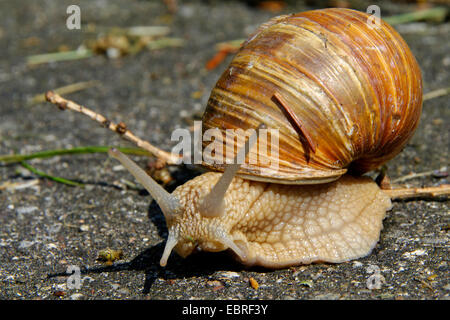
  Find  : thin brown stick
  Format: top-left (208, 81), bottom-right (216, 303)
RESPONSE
top-left (383, 184), bottom-right (450, 200)
top-left (423, 86), bottom-right (450, 101)
top-left (391, 169), bottom-right (445, 183)
top-left (45, 91), bottom-right (181, 165)
top-left (273, 92), bottom-right (317, 153)
top-left (30, 80), bottom-right (100, 104)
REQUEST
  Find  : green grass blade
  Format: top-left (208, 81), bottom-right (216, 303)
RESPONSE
top-left (20, 161), bottom-right (85, 187)
top-left (0, 146), bottom-right (151, 164)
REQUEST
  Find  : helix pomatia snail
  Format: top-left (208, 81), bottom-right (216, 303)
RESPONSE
top-left (46, 8), bottom-right (425, 268)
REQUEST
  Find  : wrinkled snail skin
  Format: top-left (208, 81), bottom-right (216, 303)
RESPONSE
top-left (202, 8), bottom-right (422, 184)
top-left (108, 8), bottom-right (422, 268)
top-left (169, 173), bottom-right (392, 268)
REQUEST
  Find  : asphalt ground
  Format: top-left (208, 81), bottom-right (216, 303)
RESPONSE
top-left (0, 0), bottom-right (448, 300)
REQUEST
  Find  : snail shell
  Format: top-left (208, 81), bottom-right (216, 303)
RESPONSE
top-left (202, 8), bottom-right (422, 184)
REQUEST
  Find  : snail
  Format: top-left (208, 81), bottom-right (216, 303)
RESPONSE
top-left (45, 8), bottom-right (427, 268)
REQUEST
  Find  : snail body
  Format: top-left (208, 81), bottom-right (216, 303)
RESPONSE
top-left (49, 8), bottom-right (423, 268)
top-left (166, 173), bottom-right (391, 268)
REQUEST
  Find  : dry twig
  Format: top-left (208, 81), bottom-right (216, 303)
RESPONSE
top-left (45, 91), bottom-right (181, 165)
top-left (29, 80), bottom-right (99, 104)
top-left (383, 184), bottom-right (450, 200)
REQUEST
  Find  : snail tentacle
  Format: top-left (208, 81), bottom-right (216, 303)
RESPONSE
top-left (160, 228), bottom-right (180, 267)
top-left (108, 148), bottom-right (181, 220)
top-left (199, 124), bottom-right (262, 218)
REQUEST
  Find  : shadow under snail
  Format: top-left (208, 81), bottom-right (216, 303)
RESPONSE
top-left (46, 8), bottom-right (428, 268)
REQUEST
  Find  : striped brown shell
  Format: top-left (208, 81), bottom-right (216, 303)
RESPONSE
top-left (202, 8), bottom-right (423, 184)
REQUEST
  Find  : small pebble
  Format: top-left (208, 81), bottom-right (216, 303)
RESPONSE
top-left (218, 271), bottom-right (240, 279)
top-left (432, 169), bottom-right (448, 178)
top-left (314, 293), bottom-right (340, 300)
top-left (249, 277), bottom-right (259, 290)
top-left (112, 165), bottom-right (124, 172)
top-left (16, 206), bottom-right (39, 219)
top-left (16, 206), bottom-right (38, 215)
top-left (53, 290), bottom-right (65, 297)
top-left (206, 280), bottom-right (223, 287)
top-left (54, 284), bottom-right (66, 291)
top-left (18, 240), bottom-right (34, 249)
top-left (118, 288), bottom-right (130, 295)
top-left (47, 243), bottom-right (57, 250)
top-left (298, 280), bottom-right (313, 288)
top-left (111, 283), bottom-right (120, 290)
top-left (106, 47), bottom-right (120, 59)
top-left (402, 249), bottom-right (427, 259)
top-left (70, 293), bottom-right (84, 300)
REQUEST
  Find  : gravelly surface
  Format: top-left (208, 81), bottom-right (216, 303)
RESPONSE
top-left (0, 0), bottom-right (448, 300)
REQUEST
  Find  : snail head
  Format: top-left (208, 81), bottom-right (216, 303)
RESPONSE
top-left (108, 128), bottom-right (260, 266)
